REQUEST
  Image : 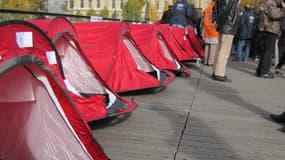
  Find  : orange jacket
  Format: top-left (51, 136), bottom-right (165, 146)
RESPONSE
top-left (203, 1), bottom-right (219, 39)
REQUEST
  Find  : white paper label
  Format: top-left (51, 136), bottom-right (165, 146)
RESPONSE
top-left (16, 32), bottom-right (33, 48)
top-left (90, 16), bottom-right (103, 22)
top-left (46, 51), bottom-right (57, 64)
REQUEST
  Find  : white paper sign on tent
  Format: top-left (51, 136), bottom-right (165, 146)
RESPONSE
top-left (90, 16), bottom-right (103, 22)
top-left (46, 51), bottom-right (57, 65)
top-left (16, 32), bottom-right (33, 48)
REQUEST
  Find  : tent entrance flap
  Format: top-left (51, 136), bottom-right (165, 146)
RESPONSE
top-left (0, 66), bottom-right (92, 160)
top-left (158, 36), bottom-right (181, 70)
top-left (0, 66), bottom-right (35, 103)
top-left (56, 35), bottom-right (106, 95)
top-left (122, 36), bottom-right (161, 80)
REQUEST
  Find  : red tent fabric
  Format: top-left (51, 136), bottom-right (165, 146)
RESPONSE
top-left (29, 17), bottom-right (137, 121)
top-left (129, 23), bottom-right (190, 76)
top-left (0, 55), bottom-right (109, 159)
top-left (74, 21), bottom-right (174, 93)
top-left (29, 17), bottom-right (78, 38)
top-left (187, 27), bottom-right (205, 57)
top-left (159, 24), bottom-right (199, 62)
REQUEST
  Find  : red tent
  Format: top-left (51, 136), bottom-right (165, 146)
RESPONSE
top-left (29, 17), bottom-right (137, 121)
top-left (74, 21), bottom-right (175, 93)
top-left (187, 27), bottom-right (205, 57)
top-left (159, 24), bottom-right (200, 62)
top-left (0, 54), bottom-right (109, 159)
top-left (0, 19), bottom-right (136, 122)
top-left (129, 23), bottom-right (190, 76)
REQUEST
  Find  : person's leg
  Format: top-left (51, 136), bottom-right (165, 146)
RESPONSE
top-left (213, 34), bottom-right (234, 77)
top-left (204, 44), bottom-right (210, 65)
top-left (256, 32), bottom-right (277, 77)
top-left (255, 31), bottom-right (262, 60)
top-left (256, 32), bottom-right (266, 76)
top-left (272, 39), bottom-right (279, 66)
top-left (261, 33), bottom-right (277, 74)
top-left (277, 51), bottom-right (285, 69)
top-left (236, 39), bottom-right (245, 61)
top-left (276, 35), bottom-right (285, 70)
top-left (208, 44), bottom-right (218, 65)
top-left (244, 40), bottom-right (251, 61)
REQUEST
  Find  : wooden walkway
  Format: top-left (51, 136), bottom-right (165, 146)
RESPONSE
top-left (90, 60), bottom-right (285, 160)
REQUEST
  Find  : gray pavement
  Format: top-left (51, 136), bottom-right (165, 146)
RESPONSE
top-left (90, 60), bottom-right (285, 160)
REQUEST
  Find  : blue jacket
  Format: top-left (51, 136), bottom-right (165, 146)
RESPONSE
top-left (238, 9), bottom-right (255, 39)
top-left (169, 0), bottom-right (193, 26)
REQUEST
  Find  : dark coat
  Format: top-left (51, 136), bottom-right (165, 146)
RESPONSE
top-left (238, 9), bottom-right (256, 39)
top-left (212, 0), bottom-right (239, 35)
top-left (169, 0), bottom-right (193, 26)
top-left (161, 9), bottom-right (172, 24)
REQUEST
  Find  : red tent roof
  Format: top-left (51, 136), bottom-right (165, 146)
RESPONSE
top-left (159, 24), bottom-right (199, 62)
top-left (74, 21), bottom-right (174, 93)
top-left (130, 23), bottom-right (190, 76)
top-left (29, 17), bottom-right (78, 38)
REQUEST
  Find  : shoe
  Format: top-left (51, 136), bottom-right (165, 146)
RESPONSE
top-left (275, 69), bottom-right (284, 77)
top-left (261, 73), bottom-right (274, 79)
top-left (275, 68), bottom-right (281, 73)
top-left (270, 112), bottom-right (285, 123)
top-left (257, 72), bottom-right (274, 78)
top-left (212, 73), bottom-right (232, 82)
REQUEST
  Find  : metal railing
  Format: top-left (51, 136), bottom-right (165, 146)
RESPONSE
top-left (0, 9), bottom-right (144, 23)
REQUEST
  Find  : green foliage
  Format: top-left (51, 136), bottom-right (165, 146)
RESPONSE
top-left (86, 9), bottom-right (97, 16)
top-left (122, 0), bottom-right (145, 21)
top-left (99, 6), bottom-right (109, 18)
top-left (0, 0), bottom-right (45, 10)
top-left (111, 10), bottom-right (118, 19)
top-left (75, 10), bottom-right (81, 15)
top-left (0, 0), bottom-right (39, 20)
top-left (28, 0), bottom-right (45, 11)
top-left (0, 0), bottom-right (45, 20)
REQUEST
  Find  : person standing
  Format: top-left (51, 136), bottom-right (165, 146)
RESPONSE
top-left (236, 5), bottom-right (256, 62)
top-left (203, 0), bottom-right (219, 66)
top-left (255, 0), bottom-right (285, 78)
top-left (169, 0), bottom-right (193, 28)
top-left (160, 5), bottom-right (172, 24)
top-left (275, 16), bottom-right (285, 77)
top-left (250, 4), bottom-right (264, 62)
top-left (211, 0), bottom-right (239, 82)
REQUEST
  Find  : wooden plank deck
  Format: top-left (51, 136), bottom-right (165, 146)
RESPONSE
top-left (90, 61), bottom-right (285, 160)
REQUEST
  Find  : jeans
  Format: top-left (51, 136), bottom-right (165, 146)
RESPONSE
top-left (236, 39), bottom-right (251, 61)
